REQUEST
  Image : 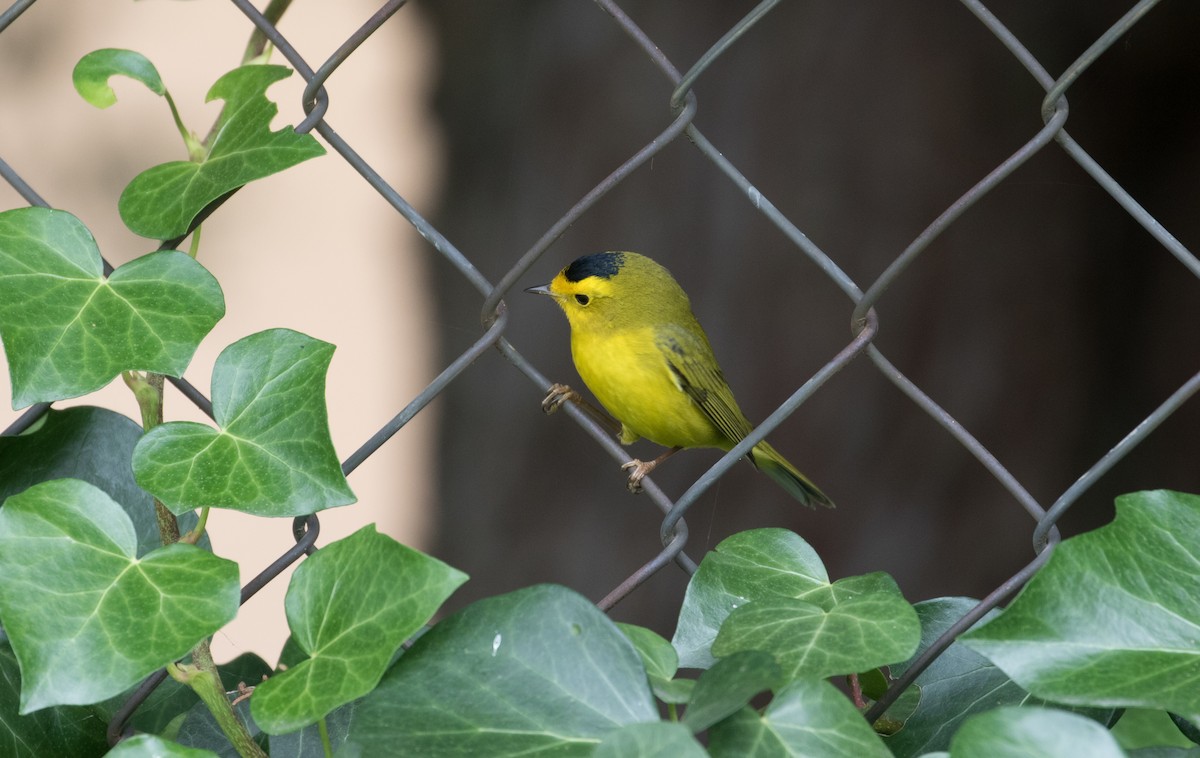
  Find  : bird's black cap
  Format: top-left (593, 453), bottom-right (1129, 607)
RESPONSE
top-left (563, 252), bottom-right (626, 282)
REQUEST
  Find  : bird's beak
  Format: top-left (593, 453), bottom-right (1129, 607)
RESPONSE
top-left (525, 284), bottom-right (554, 297)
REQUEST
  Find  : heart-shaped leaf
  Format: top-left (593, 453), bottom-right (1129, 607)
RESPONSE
top-left (672, 528), bottom-right (919, 677)
top-left (72, 48), bottom-right (165, 108)
top-left (0, 479), bottom-right (239, 712)
top-left (0, 406), bottom-right (208, 554)
top-left (673, 528), bottom-right (828, 669)
top-left (961, 490), bottom-right (1200, 721)
top-left (0, 207), bottom-right (224, 409)
top-left (711, 572), bottom-right (921, 681)
top-left (118, 64), bottom-right (325, 240)
top-left (132, 328), bottom-right (355, 517)
top-left (251, 525), bottom-right (468, 734)
top-left (707, 679), bottom-right (891, 757)
top-left (348, 584), bottom-right (658, 756)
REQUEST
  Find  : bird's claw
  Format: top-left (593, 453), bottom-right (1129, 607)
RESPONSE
top-left (621, 459), bottom-right (654, 493)
top-left (541, 383), bottom-right (580, 415)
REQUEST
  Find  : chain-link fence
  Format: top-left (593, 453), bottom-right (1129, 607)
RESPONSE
top-left (2, 0), bottom-right (1198, 745)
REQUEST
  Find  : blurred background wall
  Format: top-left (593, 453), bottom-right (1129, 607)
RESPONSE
top-left (421, 1), bottom-right (1200, 635)
top-left (2, 0), bottom-right (1198, 660)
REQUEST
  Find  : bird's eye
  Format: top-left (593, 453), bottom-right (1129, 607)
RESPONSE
top-left (574, 294), bottom-right (590, 306)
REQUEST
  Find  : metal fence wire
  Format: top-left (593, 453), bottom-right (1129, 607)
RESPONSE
top-left (2, 0), bottom-right (1199, 746)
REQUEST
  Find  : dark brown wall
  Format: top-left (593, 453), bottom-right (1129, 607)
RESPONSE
top-left (422, 1), bottom-right (1200, 636)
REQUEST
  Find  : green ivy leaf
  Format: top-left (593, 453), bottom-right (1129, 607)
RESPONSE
top-left (862, 669), bottom-right (921, 738)
top-left (106, 733), bottom-right (219, 757)
top-left (0, 207), bottom-right (225, 409)
top-left (618, 622), bottom-right (694, 704)
top-left (618, 623), bottom-right (678, 682)
top-left (948, 706), bottom-right (1125, 758)
top-left (673, 528), bottom-right (828, 669)
top-left (710, 572), bottom-right (920, 681)
top-left (961, 491), bottom-right (1200, 720)
top-left (118, 64), bottom-right (325, 240)
top-left (0, 479), bottom-right (240, 712)
top-left (251, 525), bottom-right (467, 734)
top-left (681, 650), bottom-right (781, 733)
top-left (0, 406), bottom-right (208, 554)
top-left (263, 699), bottom-right (359, 756)
top-left (348, 584), bottom-right (658, 756)
top-left (617, 622), bottom-right (693, 705)
top-left (884, 597), bottom-right (1115, 756)
top-left (72, 48), bottom-right (165, 108)
top-left (672, 528), bottom-right (920, 678)
top-left (0, 643), bottom-right (109, 757)
top-left (653, 678), bottom-right (696, 707)
top-left (132, 328), bottom-right (356, 517)
top-left (707, 679), bottom-right (891, 757)
top-left (1112, 709), bottom-right (1198, 751)
top-left (593, 722), bottom-right (707, 757)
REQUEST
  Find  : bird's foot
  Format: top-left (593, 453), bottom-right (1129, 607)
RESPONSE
top-left (621, 458), bottom-right (656, 493)
top-left (541, 383), bottom-right (582, 415)
top-left (621, 447), bottom-right (681, 493)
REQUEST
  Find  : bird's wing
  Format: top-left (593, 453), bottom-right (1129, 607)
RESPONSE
top-left (656, 325), bottom-right (754, 444)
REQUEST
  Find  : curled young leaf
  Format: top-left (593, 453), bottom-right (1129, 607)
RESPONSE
top-left (72, 48), bottom-right (166, 109)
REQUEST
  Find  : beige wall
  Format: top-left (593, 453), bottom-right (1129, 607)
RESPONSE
top-left (0, 1), bottom-right (440, 665)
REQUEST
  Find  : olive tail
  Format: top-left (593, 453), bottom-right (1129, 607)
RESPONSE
top-left (747, 441), bottom-right (834, 508)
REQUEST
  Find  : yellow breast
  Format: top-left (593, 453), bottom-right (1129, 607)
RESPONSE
top-left (571, 324), bottom-right (726, 449)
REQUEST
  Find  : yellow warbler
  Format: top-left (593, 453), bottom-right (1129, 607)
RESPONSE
top-left (528, 251), bottom-right (832, 507)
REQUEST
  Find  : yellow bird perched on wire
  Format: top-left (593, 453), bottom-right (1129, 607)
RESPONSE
top-left (527, 251), bottom-right (833, 508)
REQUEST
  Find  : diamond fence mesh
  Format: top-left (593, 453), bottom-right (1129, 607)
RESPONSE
top-left (2, 0), bottom-right (1199, 744)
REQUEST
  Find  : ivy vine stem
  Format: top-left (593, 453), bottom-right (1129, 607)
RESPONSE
top-left (169, 642), bottom-right (267, 758)
top-left (122, 370), bottom-right (181, 545)
top-left (164, 90), bottom-right (205, 161)
top-left (318, 716), bottom-right (333, 757)
top-left (181, 507), bottom-right (211, 545)
top-left (242, 0), bottom-right (293, 64)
